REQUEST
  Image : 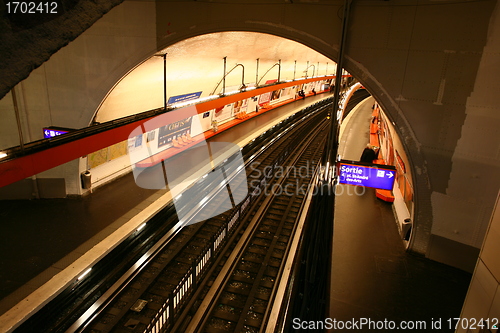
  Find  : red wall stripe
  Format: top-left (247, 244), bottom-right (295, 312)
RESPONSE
top-left (0, 76), bottom-right (337, 188)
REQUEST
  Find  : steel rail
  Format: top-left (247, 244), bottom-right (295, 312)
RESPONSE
top-left (184, 120), bottom-right (328, 333)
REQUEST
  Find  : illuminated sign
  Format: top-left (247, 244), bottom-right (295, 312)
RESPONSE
top-left (43, 127), bottom-right (72, 139)
top-left (338, 160), bottom-right (396, 191)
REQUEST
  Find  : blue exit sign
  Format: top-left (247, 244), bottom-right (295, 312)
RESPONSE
top-left (338, 161), bottom-right (396, 191)
top-left (43, 127), bottom-right (71, 139)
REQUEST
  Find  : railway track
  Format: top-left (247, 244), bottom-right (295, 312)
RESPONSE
top-left (53, 100), bottom-right (332, 333)
top-left (184, 120), bottom-right (328, 333)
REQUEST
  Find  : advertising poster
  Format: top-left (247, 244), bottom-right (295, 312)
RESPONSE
top-left (258, 92), bottom-right (271, 105)
top-left (128, 134), bottom-right (143, 152)
top-left (271, 89), bottom-right (281, 101)
top-left (192, 111), bottom-right (212, 136)
top-left (109, 140), bottom-right (128, 160)
top-left (387, 135), bottom-right (394, 166)
top-left (157, 117), bottom-right (192, 148)
top-left (283, 87), bottom-right (292, 98)
top-left (214, 103), bottom-right (233, 121)
top-left (240, 98), bottom-right (249, 113)
top-left (404, 177), bottom-right (413, 208)
top-left (233, 100), bottom-right (243, 114)
top-left (88, 147), bottom-right (109, 169)
top-left (146, 130), bottom-right (156, 143)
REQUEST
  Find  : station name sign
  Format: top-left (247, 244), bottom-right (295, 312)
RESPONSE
top-left (167, 91), bottom-right (202, 105)
top-left (338, 160), bottom-right (396, 191)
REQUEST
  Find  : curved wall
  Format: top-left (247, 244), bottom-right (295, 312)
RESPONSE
top-left (94, 32), bottom-right (335, 123)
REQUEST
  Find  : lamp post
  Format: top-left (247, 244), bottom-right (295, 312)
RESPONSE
top-left (223, 56), bottom-right (227, 95)
top-left (326, 0), bottom-right (352, 178)
top-left (163, 53), bottom-right (167, 111)
top-left (256, 58), bottom-right (259, 86)
top-left (155, 51), bottom-right (168, 111)
top-left (10, 87), bottom-right (24, 152)
top-left (278, 59), bottom-right (281, 82)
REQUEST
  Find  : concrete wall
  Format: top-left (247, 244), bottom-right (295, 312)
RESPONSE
top-left (458, 192), bottom-right (500, 333)
top-left (0, 0), bottom-right (498, 270)
top-left (427, 0), bottom-right (500, 272)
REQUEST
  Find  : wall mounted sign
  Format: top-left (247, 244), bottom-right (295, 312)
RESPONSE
top-left (338, 160), bottom-right (396, 191)
top-left (168, 91), bottom-right (202, 105)
top-left (43, 127), bottom-right (73, 139)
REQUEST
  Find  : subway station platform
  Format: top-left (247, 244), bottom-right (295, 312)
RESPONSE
top-left (0, 94), bottom-right (472, 332)
top-left (0, 94), bottom-right (328, 325)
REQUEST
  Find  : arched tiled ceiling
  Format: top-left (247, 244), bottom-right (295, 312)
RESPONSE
top-left (94, 31), bottom-right (336, 123)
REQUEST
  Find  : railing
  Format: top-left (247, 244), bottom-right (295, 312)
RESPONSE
top-left (1, 106), bottom-right (166, 161)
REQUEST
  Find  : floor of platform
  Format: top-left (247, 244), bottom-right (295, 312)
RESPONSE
top-left (329, 97), bottom-right (472, 332)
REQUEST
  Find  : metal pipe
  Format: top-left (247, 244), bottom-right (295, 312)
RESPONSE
top-left (211, 63), bottom-right (245, 95)
top-left (240, 64), bottom-right (245, 89)
top-left (223, 56), bottom-right (227, 95)
top-left (293, 60), bottom-right (297, 80)
top-left (19, 82), bottom-right (40, 199)
top-left (305, 64), bottom-right (316, 79)
top-left (163, 53), bottom-right (167, 111)
top-left (326, 0), bottom-right (352, 179)
top-left (256, 62), bottom-right (281, 85)
top-left (256, 58), bottom-right (259, 86)
top-left (278, 59), bottom-right (281, 82)
top-left (305, 61), bottom-right (309, 78)
top-left (11, 87), bottom-right (24, 152)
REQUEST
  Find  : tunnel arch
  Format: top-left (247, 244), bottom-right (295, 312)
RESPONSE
top-left (90, 22), bottom-right (426, 254)
top-left (159, 27), bottom-right (429, 255)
